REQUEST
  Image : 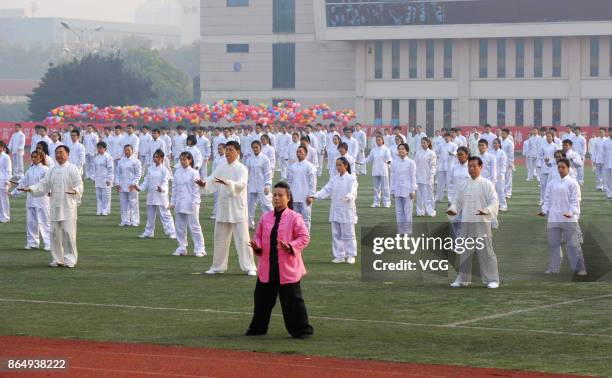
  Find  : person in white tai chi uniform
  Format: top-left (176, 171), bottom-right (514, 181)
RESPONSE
top-left (197, 141), bottom-right (257, 275)
top-left (0, 141), bottom-right (11, 223)
top-left (93, 141), bottom-right (114, 216)
top-left (414, 137), bottom-right (437, 217)
top-left (365, 134), bottom-right (392, 208)
top-left (20, 145), bottom-right (83, 268)
top-left (8, 123), bottom-right (25, 179)
top-left (114, 145), bottom-right (142, 227)
top-left (391, 143), bottom-right (417, 236)
top-left (246, 140), bottom-right (273, 229)
top-left (83, 124), bottom-right (99, 180)
top-left (287, 145), bottom-right (317, 230)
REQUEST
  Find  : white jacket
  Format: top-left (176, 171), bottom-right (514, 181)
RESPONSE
top-left (141, 163), bottom-right (172, 206)
top-left (114, 156), bottom-right (142, 192)
top-left (171, 165), bottom-right (200, 214)
top-left (314, 172), bottom-right (358, 224)
top-left (93, 152), bottom-right (114, 189)
top-left (391, 157), bottom-right (417, 197)
top-left (542, 175), bottom-right (581, 223)
top-left (366, 145), bottom-right (392, 177)
top-left (246, 153), bottom-right (272, 194)
top-left (415, 148), bottom-right (437, 185)
top-left (16, 163), bottom-right (49, 208)
top-left (287, 160), bottom-right (317, 202)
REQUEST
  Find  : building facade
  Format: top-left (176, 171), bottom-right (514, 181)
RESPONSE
top-left (200, 0), bottom-right (612, 130)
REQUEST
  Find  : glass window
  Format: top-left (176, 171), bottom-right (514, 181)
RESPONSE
top-left (515, 99), bottom-right (524, 126)
top-left (552, 99), bottom-right (561, 126)
top-left (226, 44), bottom-right (249, 53)
top-left (273, 0), bottom-right (295, 33)
top-left (497, 99), bottom-right (505, 126)
top-left (590, 99), bottom-right (599, 126)
top-left (479, 99), bottom-right (487, 125)
top-left (426, 40), bottom-right (435, 78)
top-left (273, 43), bottom-right (295, 89)
top-left (497, 39), bottom-right (506, 78)
top-left (227, 0), bottom-right (248, 6)
top-left (444, 39), bottom-right (453, 78)
top-left (443, 99), bottom-right (452, 129)
top-left (391, 99), bottom-right (400, 126)
top-left (374, 99), bottom-right (383, 126)
top-left (534, 37), bottom-right (543, 77)
top-left (590, 36), bottom-right (600, 77)
top-left (408, 99), bottom-right (417, 127)
top-left (392, 40), bottom-right (400, 79)
top-left (409, 40), bottom-right (417, 78)
top-left (374, 41), bottom-right (383, 79)
top-left (426, 99), bottom-right (434, 130)
top-left (552, 37), bottom-right (562, 77)
top-left (479, 39), bottom-right (488, 78)
top-left (534, 99), bottom-right (543, 126)
top-left (515, 38), bottom-right (525, 78)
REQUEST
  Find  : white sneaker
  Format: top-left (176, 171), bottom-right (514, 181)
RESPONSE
top-left (370, 204), bottom-right (379, 208)
top-left (383, 204), bottom-right (391, 208)
top-left (346, 256), bottom-right (356, 264)
top-left (332, 258), bottom-right (345, 264)
top-left (48, 262), bottom-right (62, 267)
top-left (205, 268), bottom-right (224, 274)
top-left (209, 215), bottom-right (216, 220)
top-left (247, 270), bottom-right (257, 276)
top-left (139, 234), bottom-right (153, 239)
top-left (118, 223), bottom-right (129, 227)
top-left (131, 224), bottom-right (139, 227)
top-left (172, 250), bottom-right (186, 256)
top-left (194, 251), bottom-right (207, 258)
top-left (450, 280), bottom-right (471, 288)
top-left (168, 234), bottom-right (177, 239)
top-left (429, 212), bottom-right (437, 217)
top-left (64, 263), bottom-right (76, 269)
top-left (43, 246), bottom-right (51, 251)
top-left (24, 245), bottom-right (35, 250)
top-left (576, 270), bottom-right (588, 276)
top-left (486, 282), bottom-right (500, 289)
top-left (499, 207), bottom-right (508, 212)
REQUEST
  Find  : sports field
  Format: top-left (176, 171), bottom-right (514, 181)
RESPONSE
top-left (0, 165), bottom-right (611, 376)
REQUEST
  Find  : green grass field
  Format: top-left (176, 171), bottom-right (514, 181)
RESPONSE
top-left (1, 165), bottom-right (611, 376)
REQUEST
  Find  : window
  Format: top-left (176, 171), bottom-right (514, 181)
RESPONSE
top-left (479, 39), bottom-right (488, 78)
top-left (534, 99), bottom-right (543, 126)
top-left (273, 0), bottom-right (295, 33)
top-left (515, 38), bottom-right (525, 77)
top-left (426, 99), bottom-right (434, 130)
top-left (610, 38), bottom-right (612, 76)
top-left (227, 0), bottom-right (248, 6)
top-left (444, 39), bottom-right (453, 78)
top-left (552, 99), bottom-right (561, 126)
top-left (552, 37), bottom-right (562, 77)
top-left (273, 43), bottom-right (295, 89)
top-left (479, 99), bottom-right (487, 125)
top-left (392, 40), bottom-right (400, 79)
top-left (426, 40), bottom-right (435, 78)
top-left (409, 40), bottom-right (417, 78)
top-left (273, 98), bottom-right (294, 106)
top-left (497, 39), bottom-right (506, 78)
top-left (391, 99), bottom-right (400, 126)
top-left (443, 99), bottom-right (452, 129)
top-left (590, 99), bottom-right (599, 126)
top-left (408, 99), bottom-right (417, 128)
top-left (226, 44), bottom-right (249, 53)
top-left (374, 41), bottom-right (383, 79)
top-left (534, 37), bottom-right (543, 77)
top-left (590, 36), bottom-right (600, 77)
top-left (515, 99), bottom-right (524, 126)
top-left (374, 99), bottom-right (383, 126)
top-left (497, 99), bottom-right (505, 126)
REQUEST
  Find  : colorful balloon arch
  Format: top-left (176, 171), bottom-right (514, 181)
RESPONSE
top-left (43, 101), bottom-right (356, 127)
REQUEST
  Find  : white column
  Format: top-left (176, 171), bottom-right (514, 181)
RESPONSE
top-left (488, 39), bottom-right (496, 78)
top-left (525, 99), bottom-right (535, 127)
top-left (435, 39), bottom-right (445, 79)
top-left (543, 37), bottom-right (553, 78)
top-left (568, 37), bottom-right (582, 124)
top-left (399, 99), bottom-right (409, 125)
top-left (470, 99), bottom-right (480, 125)
top-left (561, 99), bottom-right (570, 126)
top-left (355, 42), bottom-right (367, 124)
top-left (458, 39), bottom-right (471, 125)
top-left (382, 99), bottom-right (391, 125)
top-left (507, 38), bottom-right (516, 78)
top-left (524, 38), bottom-right (534, 78)
top-left (435, 99), bottom-right (444, 129)
top-left (487, 99), bottom-right (496, 126)
top-left (417, 99), bottom-right (427, 127)
top-left (506, 99), bottom-right (516, 126)
top-left (542, 99), bottom-right (553, 126)
top-left (600, 99), bottom-right (609, 127)
top-left (600, 36), bottom-right (609, 78)
top-left (400, 40), bottom-right (410, 80)
top-left (417, 40), bottom-right (426, 79)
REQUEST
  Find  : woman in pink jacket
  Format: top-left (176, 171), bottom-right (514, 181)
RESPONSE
top-left (247, 181), bottom-right (313, 338)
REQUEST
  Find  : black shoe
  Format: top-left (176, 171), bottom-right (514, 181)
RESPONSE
top-left (245, 329), bottom-right (266, 336)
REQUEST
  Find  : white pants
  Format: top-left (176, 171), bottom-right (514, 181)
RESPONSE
top-left (455, 223), bottom-right (499, 284)
top-left (248, 192), bottom-right (272, 228)
top-left (395, 196), bottom-right (413, 235)
top-left (539, 172), bottom-right (550, 203)
top-left (496, 175), bottom-right (507, 209)
top-left (293, 202), bottom-right (312, 230)
top-left (0, 189), bottom-right (9, 222)
top-left (119, 191), bottom-right (139, 226)
top-left (357, 152), bottom-right (367, 175)
top-left (144, 204), bottom-right (175, 237)
top-left (547, 223), bottom-right (586, 273)
top-left (280, 159), bottom-right (289, 180)
top-left (199, 161), bottom-right (208, 181)
top-left (576, 165), bottom-right (584, 185)
top-left (317, 151), bottom-right (325, 176)
top-left (210, 221), bottom-right (257, 272)
top-left (12, 153), bottom-right (24, 178)
top-left (605, 168), bottom-right (612, 199)
top-left (594, 163), bottom-right (605, 189)
top-left (504, 167), bottom-right (513, 197)
top-left (95, 187), bottom-right (111, 215)
top-left (435, 171), bottom-right (447, 202)
top-left (175, 207), bottom-right (205, 254)
top-left (372, 176), bottom-right (390, 206)
top-left (50, 219), bottom-right (78, 266)
top-left (331, 221), bottom-right (356, 259)
top-left (26, 206), bottom-right (50, 248)
top-left (85, 155), bottom-right (95, 179)
top-left (416, 183), bottom-right (435, 216)
top-left (526, 157), bottom-right (538, 181)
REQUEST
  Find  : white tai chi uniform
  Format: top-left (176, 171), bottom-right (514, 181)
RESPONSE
top-left (114, 155), bottom-right (142, 226)
top-left (15, 163), bottom-right (50, 249)
top-left (501, 138), bottom-right (514, 197)
top-left (523, 135), bottom-right (540, 181)
top-left (139, 132), bottom-right (153, 170)
top-left (316, 130), bottom-right (327, 176)
top-left (68, 141), bottom-right (86, 176)
top-left (366, 145), bottom-right (392, 207)
top-left (342, 136), bottom-right (359, 163)
top-left (314, 172), bottom-right (358, 261)
top-left (246, 153), bottom-right (273, 229)
top-left (261, 144), bottom-right (276, 176)
top-left (391, 156), bottom-right (417, 235)
top-left (83, 131), bottom-right (99, 180)
top-left (480, 152), bottom-right (497, 184)
top-left (287, 159), bottom-right (317, 230)
top-left (202, 160), bottom-right (257, 272)
top-left (196, 135), bottom-right (211, 178)
top-left (93, 152), bottom-right (114, 215)
top-left (571, 134), bottom-right (587, 185)
top-left (122, 133), bottom-right (140, 158)
top-left (185, 145), bottom-right (203, 171)
top-left (539, 141), bottom-right (558, 204)
top-left (590, 136), bottom-right (605, 190)
top-left (327, 143), bottom-right (340, 176)
top-left (149, 137), bottom-right (168, 167)
top-left (601, 137), bottom-right (612, 199)
top-left (492, 148), bottom-right (508, 211)
top-left (8, 131), bottom-right (25, 178)
top-left (29, 162), bottom-right (83, 266)
top-left (172, 133), bottom-right (187, 163)
top-left (542, 175), bottom-right (585, 273)
top-left (434, 141), bottom-right (458, 202)
top-left (276, 133), bottom-right (290, 179)
top-left (140, 163), bottom-right (175, 238)
top-left (448, 176), bottom-right (500, 285)
top-left (171, 165), bottom-right (205, 255)
top-left (565, 149), bottom-right (583, 182)
top-left (415, 148), bottom-right (437, 216)
top-left (0, 151), bottom-right (11, 222)
top-left (354, 130), bottom-right (367, 175)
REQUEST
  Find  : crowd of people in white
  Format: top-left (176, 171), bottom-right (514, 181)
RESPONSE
top-left (1, 121), bottom-right (611, 287)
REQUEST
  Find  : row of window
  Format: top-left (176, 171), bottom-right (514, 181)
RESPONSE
top-left (588, 36), bottom-right (612, 77)
top-left (226, 43), bottom-right (296, 89)
top-left (227, 0), bottom-right (295, 33)
top-left (588, 99), bottom-right (612, 126)
top-left (373, 99), bottom-right (453, 132)
top-left (374, 40), bottom-right (452, 79)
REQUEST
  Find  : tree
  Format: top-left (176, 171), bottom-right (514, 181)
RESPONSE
top-left (28, 53), bottom-right (155, 121)
top-left (159, 42), bottom-right (200, 78)
top-left (0, 103), bottom-right (30, 121)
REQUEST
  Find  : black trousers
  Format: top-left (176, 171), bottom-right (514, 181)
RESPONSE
top-left (247, 279), bottom-right (313, 338)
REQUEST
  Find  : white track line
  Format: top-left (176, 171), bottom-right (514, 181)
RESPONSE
top-left (1, 297), bottom-right (611, 339)
top-left (446, 294), bottom-right (612, 327)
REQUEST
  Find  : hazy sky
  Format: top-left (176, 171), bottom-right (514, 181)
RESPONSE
top-left (3, 0), bottom-right (145, 23)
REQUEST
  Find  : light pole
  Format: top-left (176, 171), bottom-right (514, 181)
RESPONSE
top-left (60, 22), bottom-right (104, 57)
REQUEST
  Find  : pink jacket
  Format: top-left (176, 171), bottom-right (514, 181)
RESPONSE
top-left (253, 208), bottom-right (310, 285)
